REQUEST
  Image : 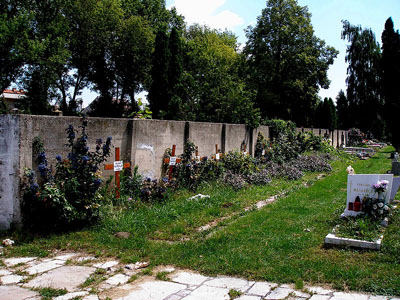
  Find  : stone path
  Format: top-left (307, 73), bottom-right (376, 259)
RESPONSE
top-left (0, 252), bottom-right (399, 300)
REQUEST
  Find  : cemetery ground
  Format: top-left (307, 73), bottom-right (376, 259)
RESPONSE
top-left (2, 147), bottom-right (400, 297)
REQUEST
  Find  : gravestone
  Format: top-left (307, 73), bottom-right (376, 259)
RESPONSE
top-left (390, 176), bottom-right (400, 203)
top-left (391, 162), bottom-right (400, 176)
top-left (342, 174), bottom-right (393, 217)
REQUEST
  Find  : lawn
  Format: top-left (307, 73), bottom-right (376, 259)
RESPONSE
top-left (3, 147), bottom-right (400, 296)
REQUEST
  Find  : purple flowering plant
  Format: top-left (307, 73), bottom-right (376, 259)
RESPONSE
top-left (22, 117), bottom-right (112, 229)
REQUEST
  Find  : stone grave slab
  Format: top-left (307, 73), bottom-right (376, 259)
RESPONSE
top-left (342, 174), bottom-right (393, 217)
top-left (25, 265), bottom-right (96, 291)
top-left (391, 162), bottom-right (400, 176)
top-left (0, 285), bottom-right (39, 300)
top-left (390, 177), bottom-right (400, 203)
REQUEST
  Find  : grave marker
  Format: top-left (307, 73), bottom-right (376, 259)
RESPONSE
top-left (163, 145), bottom-right (181, 181)
top-left (104, 147), bottom-right (131, 199)
top-left (342, 174), bottom-right (393, 217)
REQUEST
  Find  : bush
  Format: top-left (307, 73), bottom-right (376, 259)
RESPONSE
top-left (348, 128), bottom-right (364, 147)
top-left (223, 171), bottom-right (247, 190)
top-left (362, 197), bottom-right (391, 221)
top-left (22, 118), bottom-right (112, 230)
top-left (221, 151), bottom-right (257, 175)
top-left (121, 166), bottom-right (142, 198)
top-left (140, 177), bottom-right (170, 203)
top-left (290, 155), bottom-right (332, 173)
top-left (245, 170), bottom-right (271, 185)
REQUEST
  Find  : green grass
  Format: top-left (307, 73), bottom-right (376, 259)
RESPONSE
top-left (3, 147), bottom-right (400, 295)
top-left (334, 217), bottom-right (385, 241)
top-left (34, 287), bottom-right (67, 300)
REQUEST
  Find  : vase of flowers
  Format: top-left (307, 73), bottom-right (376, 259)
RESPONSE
top-left (372, 180), bottom-right (389, 201)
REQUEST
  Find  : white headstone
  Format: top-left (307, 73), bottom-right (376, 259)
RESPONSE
top-left (342, 174), bottom-right (393, 217)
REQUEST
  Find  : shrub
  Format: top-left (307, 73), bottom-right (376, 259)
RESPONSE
top-left (22, 118), bottom-right (112, 229)
top-left (245, 170), bottom-right (271, 185)
top-left (362, 197), bottom-right (391, 221)
top-left (223, 171), bottom-right (247, 190)
top-left (140, 177), bottom-right (170, 203)
top-left (221, 151), bottom-right (257, 175)
top-left (121, 166), bottom-right (142, 198)
top-left (348, 128), bottom-right (364, 147)
top-left (290, 155), bottom-right (332, 173)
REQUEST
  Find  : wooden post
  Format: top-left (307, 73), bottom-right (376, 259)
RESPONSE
top-left (104, 147), bottom-right (131, 199)
top-left (169, 145), bottom-right (176, 181)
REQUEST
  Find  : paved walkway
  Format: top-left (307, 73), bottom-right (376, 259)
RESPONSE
top-left (0, 252), bottom-right (398, 300)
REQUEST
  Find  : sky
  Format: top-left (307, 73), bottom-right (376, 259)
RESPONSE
top-left (81, 0), bottom-right (400, 107)
top-left (166, 0), bottom-right (400, 102)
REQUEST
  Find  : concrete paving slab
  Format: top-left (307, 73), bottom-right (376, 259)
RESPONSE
top-left (116, 281), bottom-right (187, 300)
top-left (171, 271), bottom-right (209, 285)
top-left (0, 269), bottom-right (12, 276)
top-left (181, 285), bottom-right (230, 300)
top-left (204, 276), bottom-right (254, 292)
top-left (106, 274), bottom-right (130, 286)
top-left (306, 286), bottom-right (334, 295)
top-left (369, 297), bottom-right (389, 300)
top-left (309, 295), bottom-right (331, 300)
top-left (25, 265), bottom-right (96, 291)
top-left (75, 256), bottom-right (97, 262)
top-left (264, 287), bottom-right (294, 299)
top-left (238, 296), bottom-right (262, 300)
top-left (247, 282), bottom-right (278, 296)
top-left (293, 290), bottom-right (311, 298)
top-left (331, 292), bottom-right (369, 300)
top-left (83, 295), bottom-right (100, 300)
top-left (4, 257), bottom-right (36, 267)
top-left (24, 259), bottom-right (65, 275)
top-left (54, 291), bottom-right (89, 300)
top-left (0, 285), bottom-right (39, 300)
top-left (54, 253), bottom-right (79, 261)
top-left (93, 260), bottom-right (119, 269)
top-left (1, 274), bottom-right (26, 284)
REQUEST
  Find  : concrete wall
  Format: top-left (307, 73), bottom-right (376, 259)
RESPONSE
top-left (0, 116), bottom-right (21, 230)
top-left (0, 114), bottom-right (348, 229)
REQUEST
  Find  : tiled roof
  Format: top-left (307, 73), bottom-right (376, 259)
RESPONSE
top-left (3, 88), bottom-right (26, 95)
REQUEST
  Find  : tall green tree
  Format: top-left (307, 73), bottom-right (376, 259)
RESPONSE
top-left (381, 17), bottom-right (400, 149)
top-left (342, 20), bottom-right (383, 137)
top-left (244, 0), bottom-right (338, 126)
top-left (0, 0), bottom-right (31, 92)
top-left (148, 27), bottom-right (170, 119)
top-left (336, 89), bottom-right (350, 129)
top-left (179, 25), bottom-right (260, 126)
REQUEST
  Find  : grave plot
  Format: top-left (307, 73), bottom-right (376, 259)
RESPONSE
top-left (325, 173), bottom-right (400, 250)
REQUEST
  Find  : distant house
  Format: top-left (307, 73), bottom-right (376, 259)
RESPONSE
top-left (1, 88), bottom-right (26, 110)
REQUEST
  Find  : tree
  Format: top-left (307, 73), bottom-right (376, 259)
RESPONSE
top-left (0, 0), bottom-right (31, 92)
top-left (336, 89), bottom-right (350, 129)
top-left (244, 0), bottom-right (338, 126)
top-left (148, 27), bottom-right (170, 119)
top-left (315, 98), bottom-right (336, 131)
top-left (179, 25), bottom-right (260, 126)
top-left (342, 20), bottom-right (383, 137)
top-left (381, 17), bottom-right (400, 149)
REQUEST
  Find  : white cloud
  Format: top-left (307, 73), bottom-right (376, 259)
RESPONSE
top-left (170, 0), bottom-right (244, 30)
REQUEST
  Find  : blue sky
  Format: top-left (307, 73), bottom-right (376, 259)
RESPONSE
top-left (167, 0), bottom-right (400, 102)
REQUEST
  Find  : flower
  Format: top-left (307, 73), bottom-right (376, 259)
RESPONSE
top-left (82, 156), bottom-right (89, 163)
top-left (378, 202), bottom-right (384, 208)
top-left (56, 155), bottom-right (62, 162)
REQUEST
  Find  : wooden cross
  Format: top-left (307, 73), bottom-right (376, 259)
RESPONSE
top-left (104, 147), bottom-right (131, 198)
top-left (212, 144), bottom-right (223, 160)
top-left (163, 145), bottom-right (181, 180)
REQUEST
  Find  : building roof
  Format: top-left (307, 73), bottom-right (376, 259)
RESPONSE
top-left (1, 89), bottom-right (27, 100)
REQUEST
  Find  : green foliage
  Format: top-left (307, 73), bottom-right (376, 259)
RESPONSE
top-left (121, 166), bottom-right (142, 199)
top-left (244, 0), bottom-right (338, 126)
top-left (36, 287), bottom-right (67, 300)
top-left (221, 151), bottom-right (257, 175)
top-left (315, 98), bottom-right (337, 131)
top-left (336, 90), bottom-right (350, 130)
top-left (22, 118), bottom-right (112, 230)
top-left (335, 217), bottom-right (385, 242)
top-left (382, 18), bottom-right (400, 150)
top-left (347, 128), bottom-right (364, 147)
top-left (342, 20), bottom-right (383, 138)
top-left (228, 289), bottom-right (243, 299)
